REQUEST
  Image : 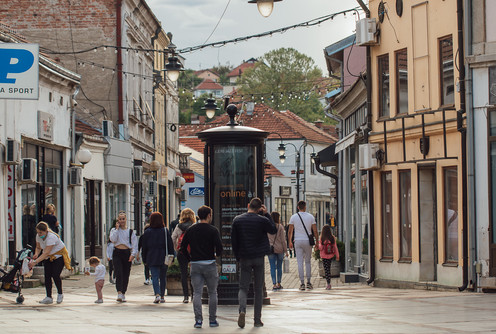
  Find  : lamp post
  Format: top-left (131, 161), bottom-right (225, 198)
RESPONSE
top-left (279, 141), bottom-right (314, 203)
top-left (202, 95), bottom-right (220, 119)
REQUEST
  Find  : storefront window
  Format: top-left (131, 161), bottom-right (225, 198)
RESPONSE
top-left (399, 170), bottom-right (412, 260)
top-left (444, 167), bottom-right (458, 262)
top-left (381, 172), bottom-right (393, 258)
top-left (275, 197), bottom-right (293, 226)
top-left (21, 143), bottom-right (63, 244)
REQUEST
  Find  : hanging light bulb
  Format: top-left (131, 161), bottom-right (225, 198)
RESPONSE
top-left (248, 0), bottom-right (282, 18)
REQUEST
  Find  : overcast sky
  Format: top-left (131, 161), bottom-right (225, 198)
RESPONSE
top-left (148, 0), bottom-right (361, 74)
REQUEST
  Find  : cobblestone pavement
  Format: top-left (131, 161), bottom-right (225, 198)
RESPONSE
top-left (1, 257), bottom-right (495, 333)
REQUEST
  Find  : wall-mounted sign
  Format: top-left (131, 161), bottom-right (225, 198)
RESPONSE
top-left (189, 187), bottom-right (204, 196)
top-left (38, 110), bottom-right (54, 141)
top-left (222, 264), bottom-right (236, 273)
top-left (280, 186), bottom-right (291, 196)
top-left (0, 43), bottom-right (39, 100)
top-left (7, 165), bottom-right (15, 241)
top-left (183, 172), bottom-right (195, 183)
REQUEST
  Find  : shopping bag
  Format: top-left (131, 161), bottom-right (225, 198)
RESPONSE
top-left (283, 256), bottom-right (290, 273)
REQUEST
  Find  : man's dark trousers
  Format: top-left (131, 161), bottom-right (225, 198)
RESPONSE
top-left (238, 256), bottom-right (264, 322)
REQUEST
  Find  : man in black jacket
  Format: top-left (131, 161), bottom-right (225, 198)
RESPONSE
top-left (180, 205), bottom-right (223, 329)
top-left (231, 197), bottom-right (277, 328)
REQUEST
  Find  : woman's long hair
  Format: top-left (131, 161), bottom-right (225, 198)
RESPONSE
top-left (149, 212), bottom-right (165, 228)
top-left (271, 211), bottom-right (280, 225)
top-left (180, 208), bottom-right (196, 224)
top-left (320, 225), bottom-right (335, 244)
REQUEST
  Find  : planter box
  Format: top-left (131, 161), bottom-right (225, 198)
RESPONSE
top-left (167, 276), bottom-right (191, 296)
top-left (318, 260), bottom-right (341, 278)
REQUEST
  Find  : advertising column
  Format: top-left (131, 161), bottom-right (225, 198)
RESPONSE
top-left (212, 145), bottom-right (257, 284)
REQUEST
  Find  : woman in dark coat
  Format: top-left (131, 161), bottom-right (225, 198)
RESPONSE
top-left (141, 212), bottom-right (175, 304)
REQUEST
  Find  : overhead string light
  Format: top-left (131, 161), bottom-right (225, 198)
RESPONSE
top-left (38, 6), bottom-right (361, 56)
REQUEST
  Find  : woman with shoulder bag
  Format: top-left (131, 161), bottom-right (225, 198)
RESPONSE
top-left (267, 212), bottom-right (288, 291)
top-left (141, 212), bottom-right (175, 304)
top-left (109, 211), bottom-right (138, 302)
top-left (171, 208), bottom-right (196, 303)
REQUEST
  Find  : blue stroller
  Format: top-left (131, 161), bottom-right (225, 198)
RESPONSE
top-left (0, 247), bottom-right (32, 304)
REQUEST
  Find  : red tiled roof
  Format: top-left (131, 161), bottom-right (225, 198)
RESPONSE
top-left (194, 79), bottom-right (223, 91)
top-left (194, 69), bottom-right (219, 77)
top-left (264, 162), bottom-right (284, 180)
top-left (179, 104), bottom-right (337, 153)
top-left (179, 137), bottom-right (205, 153)
top-left (227, 62), bottom-right (256, 77)
top-left (76, 120), bottom-right (102, 136)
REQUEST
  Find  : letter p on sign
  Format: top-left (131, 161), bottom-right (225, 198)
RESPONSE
top-left (0, 43), bottom-right (39, 100)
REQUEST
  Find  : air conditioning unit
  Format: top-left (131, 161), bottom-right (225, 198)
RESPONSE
top-left (180, 189), bottom-right (186, 201)
top-left (69, 166), bottom-right (83, 186)
top-left (132, 166), bottom-right (143, 183)
top-left (5, 139), bottom-right (21, 165)
top-left (148, 180), bottom-right (157, 197)
top-left (356, 18), bottom-right (378, 46)
top-left (359, 143), bottom-right (380, 170)
top-left (173, 176), bottom-right (181, 188)
top-left (21, 158), bottom-right (37, 183)
top-left (102, 120), bottom-right (113, 137)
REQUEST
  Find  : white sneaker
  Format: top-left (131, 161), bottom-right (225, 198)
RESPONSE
top-left (121, 294), bottom-right (126, 302)
top-left (144, 279), bottom-right (151, 285)
top-left (39, 297), bottom-right (53, 304)
top-left (95, 299), bottom-right (103, 304)
top-left (153, 295), bottom-right (160, 304)
top-left (117, 293), bottom-right (123, 302)
top-left (56, 294), bottom-right (64, 304)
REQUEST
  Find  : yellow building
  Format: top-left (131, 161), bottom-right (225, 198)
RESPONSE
top-left (367, 0), bottom-right (464, 288)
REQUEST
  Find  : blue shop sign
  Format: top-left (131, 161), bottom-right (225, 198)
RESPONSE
top-left (189, 187), bottom-right (205, 196)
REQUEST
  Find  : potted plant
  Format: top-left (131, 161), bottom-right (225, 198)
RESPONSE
top-left (313, 239), bottom-right (345, 278)
top-left (165, 259), bottom-right (184, 296)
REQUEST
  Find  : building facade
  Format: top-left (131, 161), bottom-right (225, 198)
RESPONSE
top-left (368, 0), bottom-right (464, 288)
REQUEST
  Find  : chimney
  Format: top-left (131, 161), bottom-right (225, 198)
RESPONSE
top-left (199, 115), bottom-right (206, 124)
top-left (314, 120), bottom-right (323, 128)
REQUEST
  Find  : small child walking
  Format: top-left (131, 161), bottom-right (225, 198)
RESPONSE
top-left (85, 256), bottom-right (106, 303)
top-left (318, 225), bottom-right (339, 290)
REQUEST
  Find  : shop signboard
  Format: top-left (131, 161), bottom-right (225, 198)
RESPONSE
top-left (0, 43), bottom-right (39, 100)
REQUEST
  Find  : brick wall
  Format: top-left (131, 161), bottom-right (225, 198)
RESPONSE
top-left (0, 0), bottom-right (119, 129)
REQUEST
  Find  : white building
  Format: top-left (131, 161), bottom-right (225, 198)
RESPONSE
top-left (0, 27), bottom-right (80, 266)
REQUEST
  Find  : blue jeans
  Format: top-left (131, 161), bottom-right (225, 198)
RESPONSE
top-left (150, 265), bottom-right (167, 297)
top-left (191, 262), bottom-right (219, 322)
top-left (268, 253), bottom-right (284, 284)
top-left (238, 257), bottom-right (265, 321)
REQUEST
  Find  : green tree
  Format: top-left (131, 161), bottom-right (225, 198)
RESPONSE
top-left (211, 64), bottom-right (233, 85)
top-left (178, 69), bottom-right (203, 91)
top-left (239, 48), bottom-right (325, 122)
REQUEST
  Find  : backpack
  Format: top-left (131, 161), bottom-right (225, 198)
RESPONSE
top-left (323, 241), bottom-right (334, 255)
top-left (177, 231), bottom-right (191, 253)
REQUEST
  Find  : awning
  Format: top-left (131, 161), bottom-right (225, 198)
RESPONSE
top-left (317, 143), bottom-right (338, 167)
top-left (334, 130), bottom-right (357, 154)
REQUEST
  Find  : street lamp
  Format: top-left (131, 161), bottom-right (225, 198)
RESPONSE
top-left (248, 0), bottom-right (282, 18)
top-left (279, 141), bottom-right (314, 202)
top-left (202, 95), bottom-right (220, 119)
top-left (164, 41), bottom-right (183, 82)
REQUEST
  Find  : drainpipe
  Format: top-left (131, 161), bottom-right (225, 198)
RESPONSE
top-left (116, 0), bottom-right (124, 131)
top-left (313, 156), bottom-right (339, 227)
top-left (464, 0), bottom-right (477, 291)
top-left (151, 27), bottom-right (161, 211)
top-left (457, 0), bottom-right (468, 292)
top-left (356, 0), bottom-right (375, 283)
top-left (70, 85), bottom-right (80, 268)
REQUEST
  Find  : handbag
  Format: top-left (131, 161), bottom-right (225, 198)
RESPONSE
top-left (164, 228), bottom-right (174, 266)
top-left (297, 213), bottom-right (315, 246)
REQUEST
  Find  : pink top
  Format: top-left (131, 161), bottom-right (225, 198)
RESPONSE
top-left (319, 240), bottom-right (339, 260)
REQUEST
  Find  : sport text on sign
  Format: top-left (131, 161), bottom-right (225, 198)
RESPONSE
top-left (0, 44), bottom-right (39, 100)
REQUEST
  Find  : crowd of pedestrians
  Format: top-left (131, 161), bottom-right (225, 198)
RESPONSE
top-left (27, 198), bottom-right (339, 329)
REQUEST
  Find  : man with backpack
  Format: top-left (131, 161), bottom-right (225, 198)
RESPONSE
top-left (179, 206), bottom-right (223, 329)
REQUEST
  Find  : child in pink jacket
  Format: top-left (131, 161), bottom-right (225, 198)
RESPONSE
top-left (318, 225), bottom-right (339, 290)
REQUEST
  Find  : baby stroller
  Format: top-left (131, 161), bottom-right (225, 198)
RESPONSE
top-left (0, 246), bottom-right (33, 304)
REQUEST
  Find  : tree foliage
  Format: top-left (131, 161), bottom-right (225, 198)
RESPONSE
top-left (239, 48), bottom-right (325, 122)
top-left (211, 64), bottom-right (233, 85)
